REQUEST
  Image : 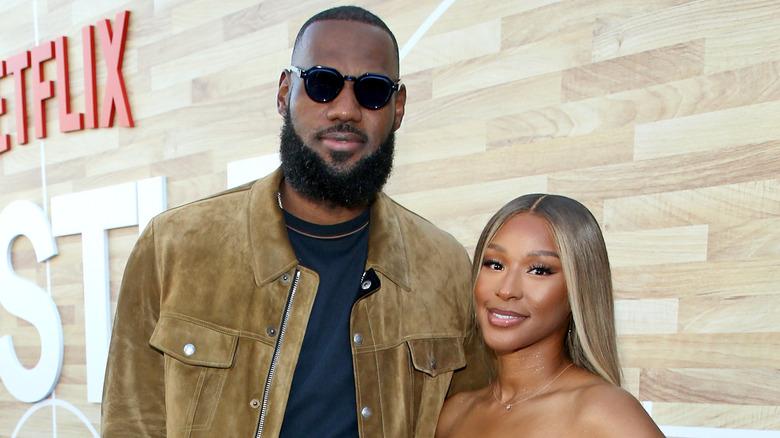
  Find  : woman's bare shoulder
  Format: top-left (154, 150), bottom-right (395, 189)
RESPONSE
top-left (435, 388), bottom-right (486, 438)
top-left (571, 380), bottom-right (665, 438)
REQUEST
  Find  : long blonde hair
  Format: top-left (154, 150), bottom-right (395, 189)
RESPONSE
top-left (471, 194), bottom-right (622, 386)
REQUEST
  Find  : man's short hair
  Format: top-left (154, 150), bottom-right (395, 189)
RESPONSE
top-left (293, 6), bottom-right (400, 67)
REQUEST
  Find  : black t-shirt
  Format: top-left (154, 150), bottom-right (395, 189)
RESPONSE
top-left (279, 208), bottom-right (370, 438)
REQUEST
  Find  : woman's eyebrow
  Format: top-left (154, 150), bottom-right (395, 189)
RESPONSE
top-left (487, 243), bottom-right (559, 259)
top-left (487, 242), bottom-right (507, 253)
top-left (527, 250), bottom-right (559, 258)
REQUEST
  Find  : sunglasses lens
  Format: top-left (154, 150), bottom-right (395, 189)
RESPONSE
top-left (296, 66), bottom-right (397, 109)
top-left (355, 76), bottom-right (394, 109)
top-left (305, 68), bottom-right (344, 102)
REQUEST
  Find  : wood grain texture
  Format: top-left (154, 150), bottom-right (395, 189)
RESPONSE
top-left (1, 0), bottom-right (779, 434)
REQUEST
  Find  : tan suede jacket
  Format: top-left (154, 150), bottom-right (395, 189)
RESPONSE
top-left (101, 169), bottom-right (487, 437)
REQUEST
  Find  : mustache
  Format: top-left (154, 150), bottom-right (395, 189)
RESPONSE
top-left (315, 123), bottom-right (368, 142)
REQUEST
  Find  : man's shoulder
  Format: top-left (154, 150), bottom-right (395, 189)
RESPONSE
top-left (155, 172), bottom-right (278, 228)
top-left (156, 181), bottom-right (254, 225)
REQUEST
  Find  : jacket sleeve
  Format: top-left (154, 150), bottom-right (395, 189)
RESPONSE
top-left (447, 322), bottom-right (491, 397)
top-left (447, 250), bottom-right (491, 397)
top-left (101, 221), bottom-right (166, 437)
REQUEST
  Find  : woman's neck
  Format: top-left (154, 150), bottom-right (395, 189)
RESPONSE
top-left (493, 342), bottom-right (571, 404)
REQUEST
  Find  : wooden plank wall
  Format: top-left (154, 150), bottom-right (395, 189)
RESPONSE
top-left (1, 0), bottom-right (778, 435)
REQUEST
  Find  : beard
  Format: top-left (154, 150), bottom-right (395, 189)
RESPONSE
top-left (279, 109), bottom-right (395, 209)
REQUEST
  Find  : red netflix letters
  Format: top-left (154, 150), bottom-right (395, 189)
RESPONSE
top-left (0, 61), bottom-right (8, 152)
top-left (6, 51), bottom-right (30, 146)
top-left (0, 11), bottom-right (133, 154)
top-left (98, 12), bottom-right (132, 129)
top-left (55, 37), bottom-right (84, 133)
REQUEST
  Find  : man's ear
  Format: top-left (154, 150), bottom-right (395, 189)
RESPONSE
top-left (277, 70), bottom-right (291, 116)
top-left (392, 83), bottom-right (406, 131)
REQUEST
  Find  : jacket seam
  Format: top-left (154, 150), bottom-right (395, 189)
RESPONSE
top-left (158, 311), bottom-right (241, 336)
top-left (185, 368), bottom-right (206, 432)
top-left (352, 334), bottom-right (464, 352)
top-left (150, 218), bottom-right (164, 325)
top-left (407, 345), bottom-right (414, 436)
top-left (190, 368), bottom-right (227, 431)
top-left (364, 303), bottom-right (386, 437)
top-left (156, 311), bottom-right (278, 347)
top-left (353, 324), bottom-right (364, 438)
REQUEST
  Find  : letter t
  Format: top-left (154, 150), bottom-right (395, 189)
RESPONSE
top-left (6, 51), bottom-right (31, 145)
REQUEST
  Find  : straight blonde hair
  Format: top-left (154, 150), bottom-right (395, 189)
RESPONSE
top-left (471, 194), bottom-right (622, 386)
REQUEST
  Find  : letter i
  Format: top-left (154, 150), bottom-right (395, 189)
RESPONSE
top-left (0, 61), bottom-right (8, 153)
top-left (83, 25), bottom-right (98, 129)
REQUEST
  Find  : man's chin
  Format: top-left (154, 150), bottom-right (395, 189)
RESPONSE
top-left (280, 110), bottom-right (394, 208)
top-left (327, 150), bottom-right (357, 168)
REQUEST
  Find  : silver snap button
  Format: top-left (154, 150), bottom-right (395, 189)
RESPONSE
top-left (361, 406), bottom-right (372, 418)
top-left (430, 357), bottom-right (437, 369)
top-left (353, 333), bottom-right (363, 345)
top-left (250, 398), bottom-right (260, 409)
top-left (281, 273), bottom-right (291, 284)
top-left (361, 280), bottom-right (372, 290)
top-left (183, 343), bottom-right (195, 356)
top-left (267, 326), bottom-right (278, 337)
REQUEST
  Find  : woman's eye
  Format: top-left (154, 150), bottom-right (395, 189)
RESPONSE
top-left (482, 259), bottom-right (504, 270)
top-left (529, 264), bottom-right (553, 275)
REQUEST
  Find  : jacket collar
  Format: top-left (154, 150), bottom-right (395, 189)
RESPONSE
top-left (249, 169), bottom-right (299, 286)
top-left (366, 192), bottom-right (411, 291)
top-left (249, 168), bottom-right (411, 291)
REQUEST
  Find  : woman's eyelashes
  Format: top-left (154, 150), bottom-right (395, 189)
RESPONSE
top-left (482, 258), bottom-right (555, 276)
top-left (528, 264), bottom-right (554, 275)
top-left (482, 258), bottom-right (504, 270)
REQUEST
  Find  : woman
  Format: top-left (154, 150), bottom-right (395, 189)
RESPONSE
top-left (436, 194), bottom-right (664, 437)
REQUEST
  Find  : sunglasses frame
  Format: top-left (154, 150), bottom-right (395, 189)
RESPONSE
top-left (289, 65), bottom-right (401, 110)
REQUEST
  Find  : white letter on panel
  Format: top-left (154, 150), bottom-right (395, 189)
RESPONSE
top-left (137, 176), bottom-right (167, 232)
top-left (226, 153), bottom-right (280, 189)
top-left (0, 200), bottom-right (63, 403)
top-left (51, 177), bottom-right (167, 403)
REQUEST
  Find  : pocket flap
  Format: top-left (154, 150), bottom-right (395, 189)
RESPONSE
top-left (407, 337), bottom-right (466, 377)
top-left (149, 315), bottom-right (238, 368)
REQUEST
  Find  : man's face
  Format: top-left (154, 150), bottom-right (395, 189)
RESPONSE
top-left (277, 20), bottom-right (406, 206)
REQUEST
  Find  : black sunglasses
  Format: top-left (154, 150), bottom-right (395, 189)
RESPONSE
top-left (289, 65), bottom-right (401, 110)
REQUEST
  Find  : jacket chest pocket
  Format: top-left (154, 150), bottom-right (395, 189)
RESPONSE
top-left (149, 315), bottom-right (238, 434)
top-left (406, 337), bottom-right (466, 434)
top-left (407, 337), bottom-right (466, 377)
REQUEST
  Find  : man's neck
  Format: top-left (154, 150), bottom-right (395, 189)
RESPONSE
top-left (278, 180), bottom-right (368, 225)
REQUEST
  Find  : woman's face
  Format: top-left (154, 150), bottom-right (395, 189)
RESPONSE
top-left (474, 213), bottom-right (571, 355)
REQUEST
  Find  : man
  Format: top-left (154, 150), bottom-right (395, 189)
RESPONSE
top-left (101, 6), bottom-right (486, 437)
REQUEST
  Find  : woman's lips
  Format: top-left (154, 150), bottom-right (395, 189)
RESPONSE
top-left (487, 308), bottom-right (527, 327)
